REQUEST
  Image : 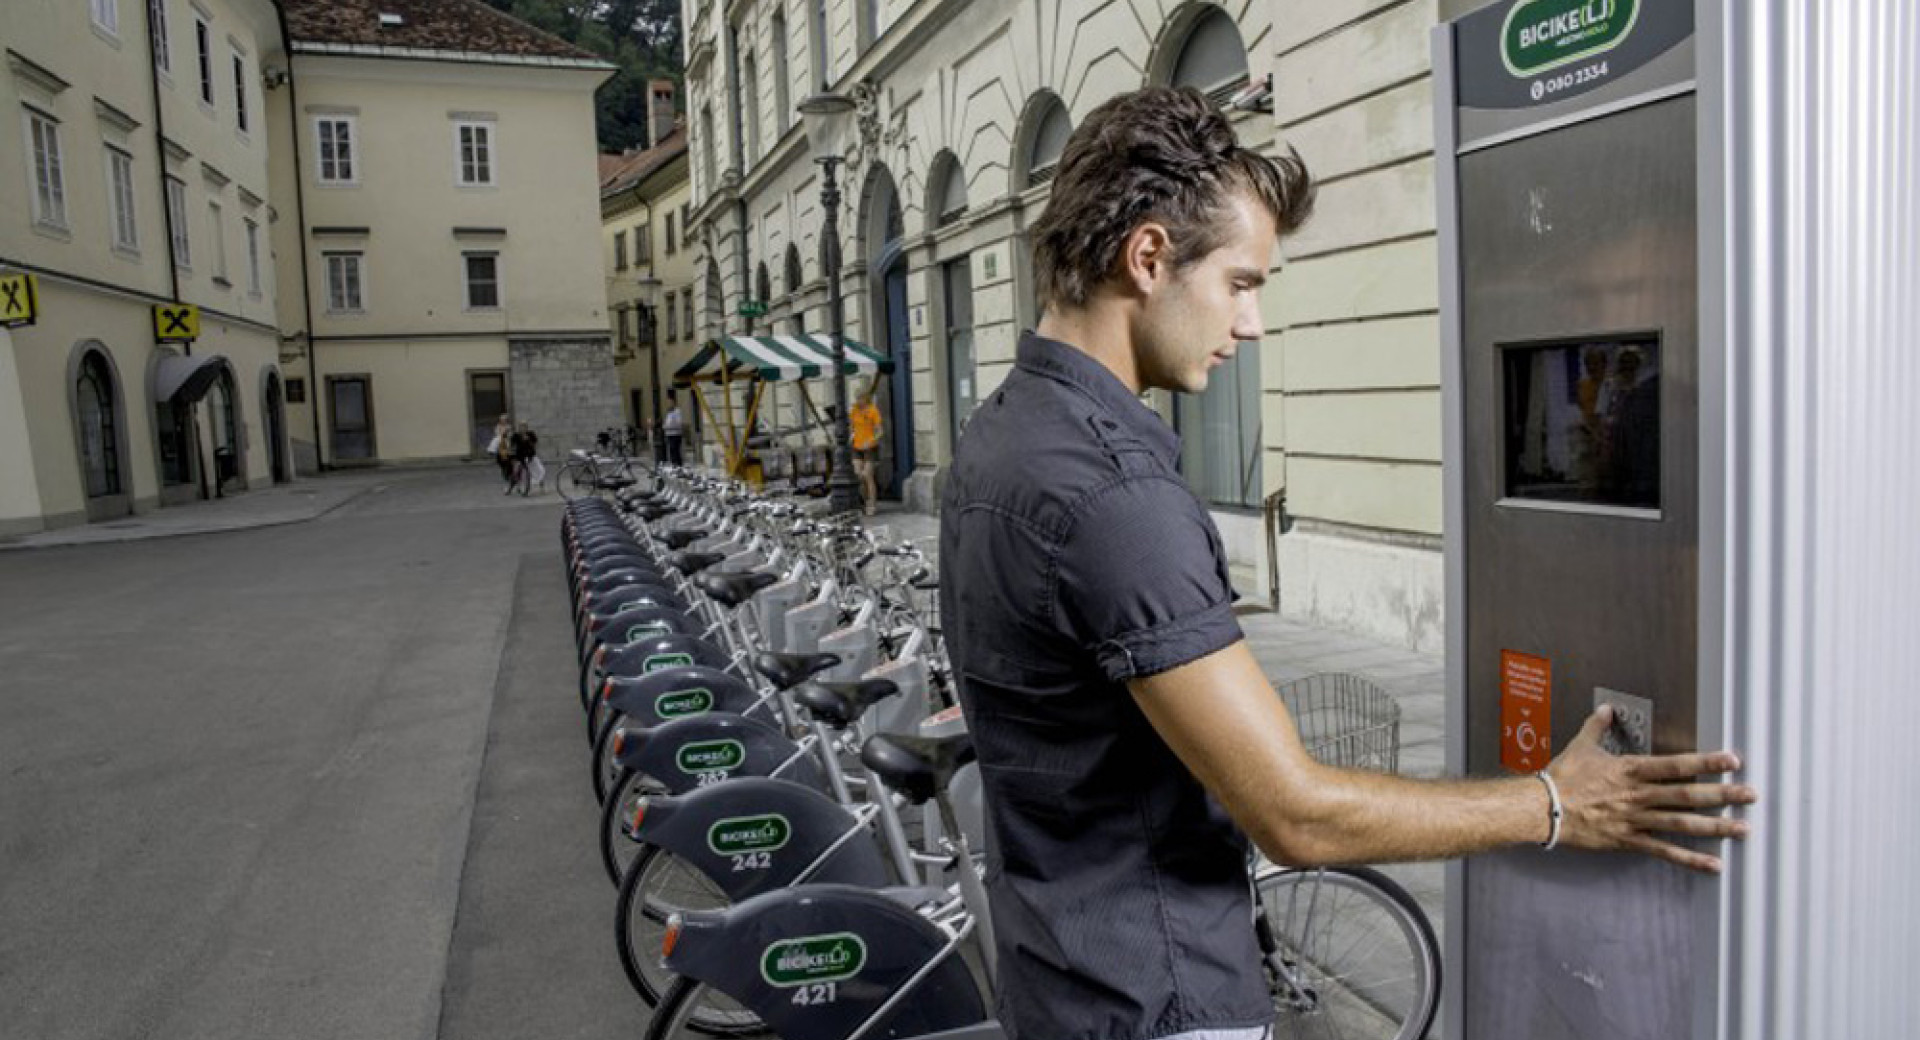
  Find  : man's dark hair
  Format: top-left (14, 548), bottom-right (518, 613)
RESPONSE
top-left (1030, 85), bottom-right (1314, 311)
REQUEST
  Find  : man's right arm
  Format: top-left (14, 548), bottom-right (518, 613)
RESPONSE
top-left (1130, 640), bottom-right (1757, 873)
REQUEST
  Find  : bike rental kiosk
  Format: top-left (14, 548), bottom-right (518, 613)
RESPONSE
top-left (1438, 1), bottom-right (1920, 1038)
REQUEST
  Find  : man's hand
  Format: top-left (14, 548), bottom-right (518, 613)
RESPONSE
top-left (1546, 705), bottom-right (1758, 873)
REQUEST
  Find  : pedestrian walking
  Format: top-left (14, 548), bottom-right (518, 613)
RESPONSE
top-left (509, 422), bottom-right (540, 495)
top-left (938, 84), bottom-right (1758, 1040)
top-left (663, 394), bottom-right (685, 467)
top-left (850, 382), bottom-right (882, 516)
top-left (488, 414), bottom-right (514, 487)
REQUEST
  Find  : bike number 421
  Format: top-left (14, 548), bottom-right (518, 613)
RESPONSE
top-left (791, 982), bottom-right (838, 1005)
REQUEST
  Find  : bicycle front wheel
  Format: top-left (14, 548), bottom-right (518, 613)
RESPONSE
top-left (557, 463), bottom-right (589, 500)
top-left (1257, 865), bottom-right (1440, 1040)
top-left (645, 978), bottom-right (775, 1040)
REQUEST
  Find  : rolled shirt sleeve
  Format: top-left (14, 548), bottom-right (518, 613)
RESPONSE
top-left (1053, 476), bottom-right (1244, 682)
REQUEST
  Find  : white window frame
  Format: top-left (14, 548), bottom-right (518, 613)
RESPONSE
top-left (105, 145), bottom-right (139, 253)
top-left (243, 216), bottom-right (261, 294)
top-left (24, 108), bottom-right (68, 231)
top-left (462, 251), bottom-right (501, 310)
top-left (166, 176), bottom-right (190, 268)
top-left (314, 115), bottom-right (357, 185)
top-left (91, 0), bottom-right (120, 38)
top-left (230, 48), bottom-right (248, 134)
top-left (453, 120), bottom-right (496, 187)
top-left (150, 0), bottom-right (171, 74)
top-left (324, 252), bottom-right (365, 313)
top-left (194, 14), bottom-right (215, 107)
top-left (207, 198), bottom-right (228, 285)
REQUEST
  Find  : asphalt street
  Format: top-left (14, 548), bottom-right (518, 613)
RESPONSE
top-left (0, 469), bottom-right (635, 1040)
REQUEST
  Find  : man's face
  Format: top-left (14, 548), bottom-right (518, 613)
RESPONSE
top-left (1133, 193), bottom-right (1275, 394)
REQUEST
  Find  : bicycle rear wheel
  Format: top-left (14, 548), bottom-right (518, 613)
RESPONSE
top-left (616, 844), bottom-right (762, 1034)
top-left (645, 978), bottom-right (774, 1040)
top-left (1257, 865), bottom-right (1440, 1040)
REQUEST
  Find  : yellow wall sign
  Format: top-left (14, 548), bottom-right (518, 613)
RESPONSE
top-left (0, 273), bottom-right (39, 328)
top-left (154, 303), bottom-right (200, 342)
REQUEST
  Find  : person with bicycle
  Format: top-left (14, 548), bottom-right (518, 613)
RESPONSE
top-left (938, 85), bottom-right (1757, 1040)
top-left (508, 421), bottom-right (540, 496)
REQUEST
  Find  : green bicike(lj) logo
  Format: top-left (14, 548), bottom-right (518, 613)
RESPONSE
top-left (625, 621), bottom-right (673, 643)
top-left (656, 687), bottom-right (714, 719)
top-left (677, 738), bottom-right (745, 774)
top-left (760, 933), bottom-right (868, 987)
top-left (643, 652), bottom-right (695, 673)
top-left (1502, 0), bottom-right (1638, 77)
top-left (708, 813), bottom-right (791, 855)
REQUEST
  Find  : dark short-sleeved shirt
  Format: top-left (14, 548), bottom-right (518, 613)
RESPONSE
top-left (939, 333), bottom-right (1271, 1040)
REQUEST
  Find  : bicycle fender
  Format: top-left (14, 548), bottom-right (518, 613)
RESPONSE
top-left (666, 883), bottom-right (987, 1040)
top-left (616, 713), bottom-right (823, 794)
top-left (582, 583), bottom-right (687, 620)
top-left (603, 633), bottom-right (730, 677)
top-left (583, 567), bottom-right (676, 601)
top-left (634, 779), bottom-right (890, 901)
top-left (592, 606), bottom-right (692, 648)
top-left (604, 665), bottom-right (761, 726)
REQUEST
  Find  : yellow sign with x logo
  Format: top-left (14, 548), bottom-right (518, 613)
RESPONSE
top-left (154, 303), bottom-right (200, 342)
top-left (0, 273), bottom-right (39, 328)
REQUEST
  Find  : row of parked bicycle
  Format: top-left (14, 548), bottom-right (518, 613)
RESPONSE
top-left (559, 461), bottom-right (1443, 1040)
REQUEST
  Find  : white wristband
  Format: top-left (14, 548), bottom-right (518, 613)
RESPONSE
top-left (1536, 771), bottom-right (1564, 851)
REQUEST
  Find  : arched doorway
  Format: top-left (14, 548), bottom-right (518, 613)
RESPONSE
top-left (72, 346), bottom-right (130, 521)
top-left (860, 164), bottom-right (912, 499)
top-left (263, 370), bottom-right (289, 483)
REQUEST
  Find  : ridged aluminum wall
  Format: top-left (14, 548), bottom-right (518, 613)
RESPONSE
top-left (1717, 3), bottom-right (1920, 1038)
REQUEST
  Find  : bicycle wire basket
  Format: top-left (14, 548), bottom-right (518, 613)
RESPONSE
top-left (1277, 673), bottom-right (1402, 775)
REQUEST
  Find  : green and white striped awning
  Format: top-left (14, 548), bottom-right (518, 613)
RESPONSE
top-left (673, 334), bottom-right (894, 384)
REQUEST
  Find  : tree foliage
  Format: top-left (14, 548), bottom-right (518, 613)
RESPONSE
top-left (479, 0), bottom-right (683, 152)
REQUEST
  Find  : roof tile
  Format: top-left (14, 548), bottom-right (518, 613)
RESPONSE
top-left (283, 0), bottom-right (601, 62)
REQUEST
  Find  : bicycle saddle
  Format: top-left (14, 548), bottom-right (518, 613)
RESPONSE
top-left (634, 502), bottom-right (676, 523)
top-left (666, 550), bottom-right (726, 576)
top-left (696, 569), bottom-right (781, 609)
top-left (655, 528), bottom-right (703, 550)
top-left (751, 650), bottom-right (843, 690)
top-left (794, 679), bottom-right (902, 731)
top-left (860, 732), bottom-right (976, 805)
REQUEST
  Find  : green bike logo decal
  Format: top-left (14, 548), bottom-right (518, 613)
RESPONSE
top-left (656, 687), bottom-right (714, 719)
top-left (642, 652), bottom-right (694, 673)
top-left (676, 738), bottom-right (745, 774)
top-left (760, 933), bottom-right (868, 987)
top-left (708, 813), bottom-right (791, 855)
top-left (625, 621), bottom-right (674, 643)
top-left (1502, 0), bottom-right (1638, 77)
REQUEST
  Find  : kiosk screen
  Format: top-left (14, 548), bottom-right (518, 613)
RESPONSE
top-left (1501, 336), bottom-right (1661, 510)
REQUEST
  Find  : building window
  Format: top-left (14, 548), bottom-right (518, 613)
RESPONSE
top-left (91, 0), bottom-right (120, 37)
top-left (812, 0), bottom-right (829, 89)
top-left (742, 50), bottom-right (761, 165)
top-left (933, 151), bottom-right (968, 227)
top-left (700, 105), bottom-right (717, 190)
top-left (166, 176), bottom-right (190, 267)
top-left (314, 116), bottom-right (355, 184)
top-left (455, 121), bottom-right (495, 186)
top-left (195, 15), bottom-right (214, 106)
top-left (25, 109), bottom-right (67, 230)
top-left (635, 222), bottom-right (652, 264)
top-left (617, 306), bottom-right (632, 346)
top-left (771, 10), bottom-right (791, 136)
top-left (284, 377), bottom-right (306, 403)
top-left (1169, 9), bottom-right (1251, 108)
top-left (1175, 346), bottom-right (1263, 509)
top-left (862, 0), bottom-right (880, 50)
top-left (231, 50), bottom-right (248, 133)
top-left (614, 228), bottom-right (628, 270)
top-left (1024, 95), bottom-right (1072, 188)
top-left (665, 211), bottom-right (676, 255)
top-left (682, 288), bottom-right (694, 342)
top-left (76, 351), bottom-right (122, 497)
top-left (243, 216), bottom-right (261, 293)
top-left (666, 291), bottom-right (678, 341)
top-left (207, 199), bottom-right (228, 284)
top-left (463, 252), bottom-right (501, 309)
top-left (150, 0), bottom-right (171, 73)
top-left (325, 252), bottom-right (364, 312)
top-left (106, 146), bottom-right (138, 252)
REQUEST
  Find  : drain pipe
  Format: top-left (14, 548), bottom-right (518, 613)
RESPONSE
top-left (273, 2), bottom-right (325, 473)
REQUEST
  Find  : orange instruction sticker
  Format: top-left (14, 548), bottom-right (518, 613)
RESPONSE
top-left (1501, 650), bottom-right (1552, 773)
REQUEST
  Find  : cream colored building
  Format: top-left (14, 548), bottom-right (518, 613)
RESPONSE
top-left (600, 82), bottom-right (701, 447)
top-left (1, 0), bottom-right (290, 535)
top-left (272, 0), bottom-right (618, 467)
top-left (679, 0), bottom-right (1449, 648)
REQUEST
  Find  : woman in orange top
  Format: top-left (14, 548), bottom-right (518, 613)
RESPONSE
top-left (850, 383), bottom-right (883, 516)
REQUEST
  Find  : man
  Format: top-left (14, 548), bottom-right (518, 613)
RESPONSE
top-left (663, 393), bottom-right (685, 466)
top-left (938, 86), bottom-right (1755, 1040)
top-left (850, 382), bottom-right (883, 516)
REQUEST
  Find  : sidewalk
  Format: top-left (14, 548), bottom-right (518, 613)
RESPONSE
top-left (0, 466), bottom-right (426, 551)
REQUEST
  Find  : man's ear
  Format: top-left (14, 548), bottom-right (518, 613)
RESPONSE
top-left (1120, 222), bottom-right (1173, 296)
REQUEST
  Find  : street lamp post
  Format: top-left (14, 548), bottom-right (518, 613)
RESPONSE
top-left (798, 92), bottom-right (861, 515)
top-left (637, 274), bottom-right (664, 460)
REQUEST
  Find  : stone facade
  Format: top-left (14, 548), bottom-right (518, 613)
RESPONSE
top-left (509, 337), bottom-right (625, 459)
